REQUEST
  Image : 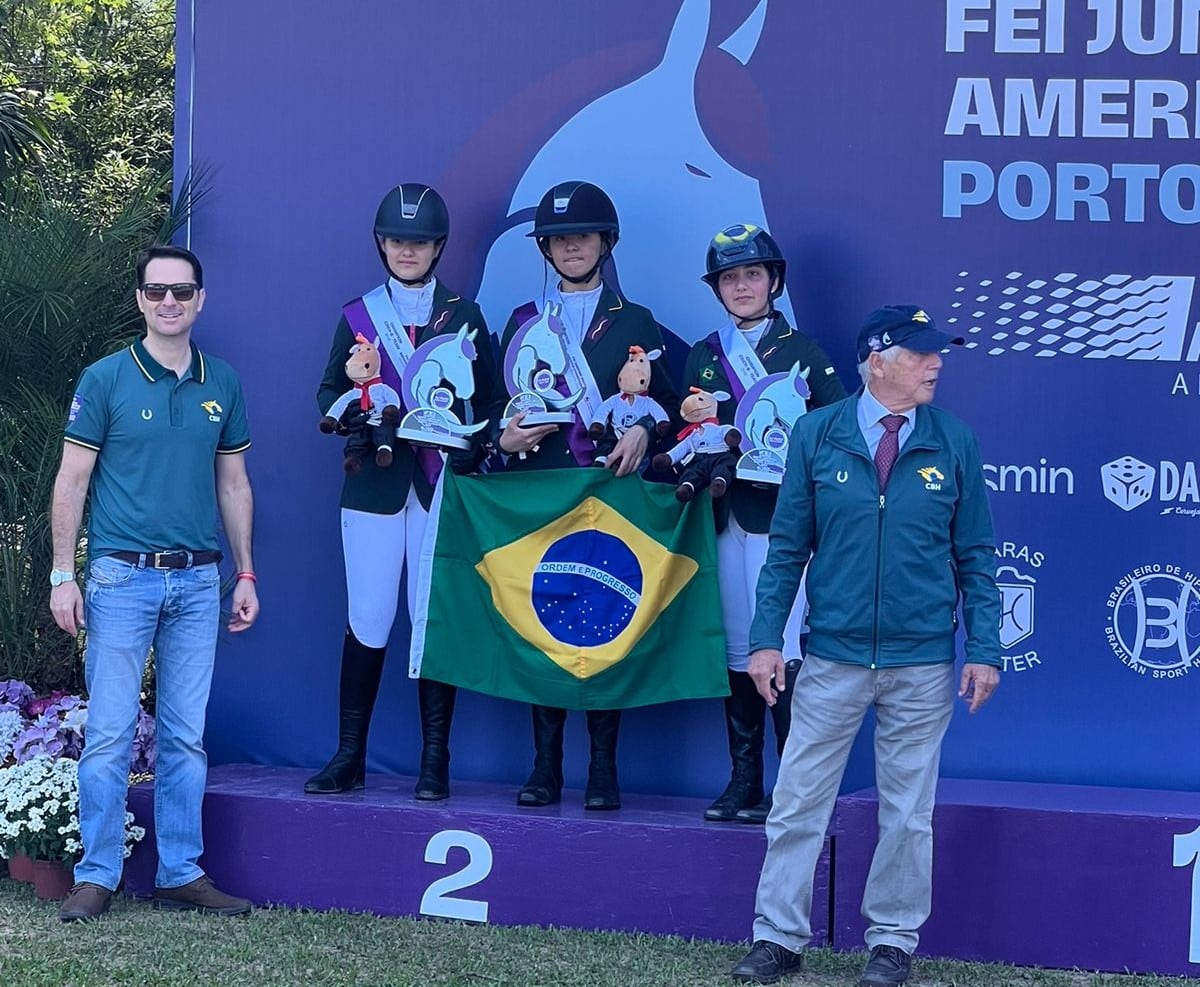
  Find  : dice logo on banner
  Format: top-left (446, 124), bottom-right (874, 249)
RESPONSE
top-left (1101, 456), bottom-right (1156, 512)
top-left (1105, 566), bottom-right (1200, 680)
top-left (1100, 456), bottom-right (1200, 516)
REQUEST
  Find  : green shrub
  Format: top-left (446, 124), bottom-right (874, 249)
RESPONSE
top-left (0, 172), bottom-right (188, 690)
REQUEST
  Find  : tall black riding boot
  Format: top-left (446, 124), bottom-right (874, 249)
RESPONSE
top-left (304, 628), bottom-right (386, 794)
top-left (517, 705), bottom-right (566, 806)
top-left (737, 658), bottom-right (802, 824)
top-left (583, 709), bottom-right (621, 811)
top-left (415, 679), bottom-right (457, 801)
top-left (704, 670), bottom-right (766, 821)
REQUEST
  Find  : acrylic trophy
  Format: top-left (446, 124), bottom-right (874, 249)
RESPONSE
top-left (500, 303), bottom-right (582, 427)
top-left (733, 362), bottom-right (811, 484)
top-left (395, 324), bottom-right (489, 451)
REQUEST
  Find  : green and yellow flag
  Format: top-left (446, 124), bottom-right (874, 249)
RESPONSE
top-left (410, 468), bottom-right (727, 709)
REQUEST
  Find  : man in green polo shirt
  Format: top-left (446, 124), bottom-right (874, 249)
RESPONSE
top-left (48, 244), bottom-right (259, 922)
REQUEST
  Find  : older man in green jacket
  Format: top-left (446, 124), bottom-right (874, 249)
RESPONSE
top-left (731, 306), bottom-right (1002, 987)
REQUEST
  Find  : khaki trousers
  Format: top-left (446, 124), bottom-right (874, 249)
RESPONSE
top-left (751, 654), bottom-right (955, 954)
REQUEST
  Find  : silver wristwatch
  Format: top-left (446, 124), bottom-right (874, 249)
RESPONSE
top-left (49, 569), bottom-right (76, 587)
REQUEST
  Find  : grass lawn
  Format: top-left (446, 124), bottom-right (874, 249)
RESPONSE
top-left (1, 879), bottom-right (1195, 986)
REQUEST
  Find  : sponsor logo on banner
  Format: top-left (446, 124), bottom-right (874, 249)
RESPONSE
top-left (984, 459), bottom-right (1075, 495)
top-left (1105, 565), bottom-right (1200, 680)
top-left (948, 271), bottom-right (1199, 363)
top-left (1101, 456), bottom-right (1200, 517)
top-left (995, 542), bottom-right (1045, 673)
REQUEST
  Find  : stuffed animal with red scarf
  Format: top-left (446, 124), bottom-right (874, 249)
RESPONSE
top-left (651, 386), bottom-right (741, 502)
top-left (319, 333), bottom-right (402, 473)
top-left (588, 345), bottom-right (670, 466)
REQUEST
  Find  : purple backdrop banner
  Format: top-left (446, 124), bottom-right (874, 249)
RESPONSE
top-left (178, 0), bottom-right (1198, 810)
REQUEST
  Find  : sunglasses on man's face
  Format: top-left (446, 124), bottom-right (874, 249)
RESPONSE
top-left (140, 282), bottom-right (199, 302)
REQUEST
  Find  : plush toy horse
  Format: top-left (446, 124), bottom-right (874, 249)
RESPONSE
top-left (588, 345), bottom-right (671, 465)
top-left (652, 386), bottom-right (741, 501)
top-left (319, 333), bottom-right (402, 473)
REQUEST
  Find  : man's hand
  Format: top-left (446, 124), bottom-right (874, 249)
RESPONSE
top-left (499, 411), bottom-right (559, 455)
top-left (959, 662), bottom-right (999, 714)
top-left (227, 578), bottom-right (259, 633)
top-left (50, 582), bottom-right (85, 636)
top-left (605, 425), bottom-right (650, 478)
top-left (748, 648), bottom-right (787, 706)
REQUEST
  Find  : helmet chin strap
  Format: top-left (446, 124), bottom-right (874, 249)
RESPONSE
top-left (394, 271), bottom-right (432, 287)
top-left (711, 269), bottom-right (782, 327)
top-left (540, 236), bottom-right (612, 287)
top-left (728, 303), bottom-right (775, 328)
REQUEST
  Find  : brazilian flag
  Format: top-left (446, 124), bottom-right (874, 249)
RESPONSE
top-left (410, 468), bottom-right (727, 709)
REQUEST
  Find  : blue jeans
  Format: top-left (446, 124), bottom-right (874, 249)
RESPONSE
top-left (75, 556), bottom-right (220, 891)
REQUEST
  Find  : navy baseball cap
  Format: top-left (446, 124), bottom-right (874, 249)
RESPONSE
top-left (856, 305), bottom-right (964, 362)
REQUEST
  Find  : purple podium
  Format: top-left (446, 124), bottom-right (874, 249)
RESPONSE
top-left (834, 780), bottom-right (1200, 977)
top-left (124, 764), bottom-right (831, 943)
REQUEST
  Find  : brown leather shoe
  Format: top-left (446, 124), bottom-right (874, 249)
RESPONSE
top-left (59, 882), bottom-right (113, 923)
top-left (153, 874), bottom-right (252, 916)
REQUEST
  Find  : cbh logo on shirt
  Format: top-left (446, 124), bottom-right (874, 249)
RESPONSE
top-left (918, 465), bottom-right (945, 490)
top-left (201, 400), bottom-right (223, 423)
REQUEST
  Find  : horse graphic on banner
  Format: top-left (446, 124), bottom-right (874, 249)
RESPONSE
top-left (476, 0), bottom-right (789, 345)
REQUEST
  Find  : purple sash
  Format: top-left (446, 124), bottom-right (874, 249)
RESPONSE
top-left (343, 296), bottom-right (442, 487)
top-left (706, 330), bottom-right (748, 402)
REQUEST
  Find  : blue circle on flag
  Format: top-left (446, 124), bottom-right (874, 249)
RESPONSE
top-left (533, 531), bottom-right (642, 647)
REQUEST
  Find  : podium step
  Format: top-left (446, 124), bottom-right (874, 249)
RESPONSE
top-left (125, 763), bottom-right (831, 943)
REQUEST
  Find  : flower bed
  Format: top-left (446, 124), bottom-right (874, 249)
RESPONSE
top-left (0, 679), bottom-right (150, 875)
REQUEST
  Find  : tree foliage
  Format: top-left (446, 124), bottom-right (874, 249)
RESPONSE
top-left (0, 0), bottom-right (174, 217)
top-left (0, 2), bottom-right (180, 688)
top-left (0, 88), bottom-right (51, 179)
top-left (0, 172), bottom-right (192, 689)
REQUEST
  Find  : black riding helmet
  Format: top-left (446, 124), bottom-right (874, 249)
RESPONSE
top-left (528, 181), bottom-right (620, 285)
top-left (702, 224), bottom-right (787, 308)
top-left (374, 183), bottom-right (450, 285)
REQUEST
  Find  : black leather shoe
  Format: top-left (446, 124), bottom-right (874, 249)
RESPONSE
top-left (730, 940), bottom-right (803, 984)
top-left (734, 793), bottom-right (773, 824)
top-left (858, 944), bottom-right (912, 986)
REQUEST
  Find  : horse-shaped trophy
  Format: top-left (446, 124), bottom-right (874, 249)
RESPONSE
top-left (500, 303), bottom-right (584, 427)
top-left (395, 324), bottom-right (489, 451)
top-left (733, 361), bottom-right (811, 483)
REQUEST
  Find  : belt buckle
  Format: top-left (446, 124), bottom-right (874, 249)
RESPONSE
top-left (153, 551), bottom-right (189, 569)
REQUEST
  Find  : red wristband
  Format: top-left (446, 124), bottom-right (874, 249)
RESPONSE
top-left (236, 571), bottom-right (257, 583)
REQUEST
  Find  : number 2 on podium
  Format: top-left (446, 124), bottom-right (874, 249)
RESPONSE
top-left (420, 829), bottom-right (493, 923)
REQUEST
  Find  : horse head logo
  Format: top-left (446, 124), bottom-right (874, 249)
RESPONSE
top-left (401, 323), bottom-right (480, 410)
top-left (504, 302), bottom-right (582, 408)
top-left (476, 0), bottom-right (789, 344)
top-left (736, 361), bottom-right (811, 449)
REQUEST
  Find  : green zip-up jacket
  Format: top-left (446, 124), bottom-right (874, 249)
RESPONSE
top-left (749, 390), bottom-right (1001, 669)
